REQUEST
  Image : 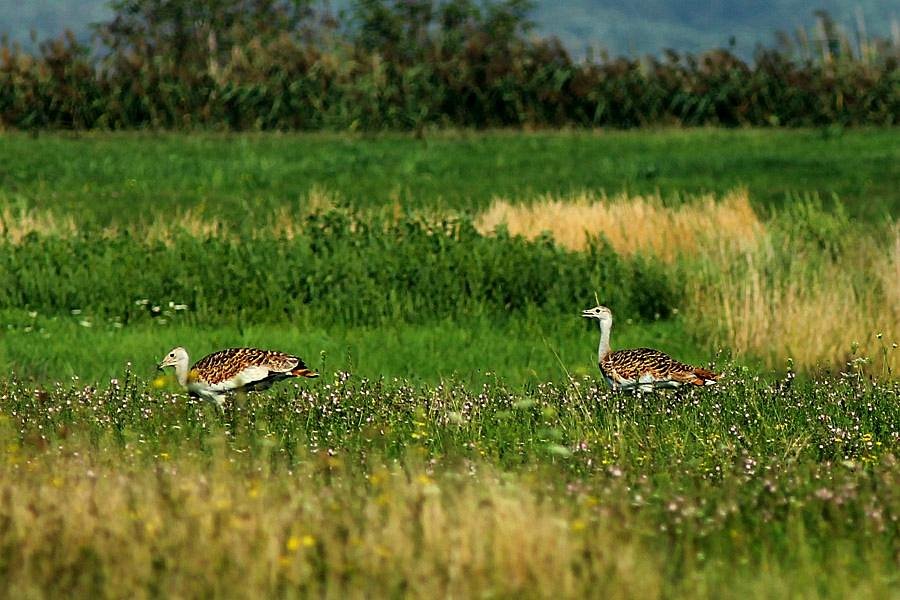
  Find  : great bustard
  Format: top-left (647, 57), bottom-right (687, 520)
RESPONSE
top-left (581, 305), bottom-right (719, 391)
top-left (157, 347), bottom-right (318, 407)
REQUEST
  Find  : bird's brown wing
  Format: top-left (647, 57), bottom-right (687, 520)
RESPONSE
top-left (605, 348), bottom-right (717, 384)
top-left (193, 348), bottom-right (300, 385)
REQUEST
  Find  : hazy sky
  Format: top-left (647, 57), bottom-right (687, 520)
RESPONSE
top-left (1, 0), bottom-right (896, 59)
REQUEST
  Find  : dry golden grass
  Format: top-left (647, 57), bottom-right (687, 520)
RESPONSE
top-left (0, 204), bottom-right (79, 242)
top-left (475, 189), bottom-right (763, 261)
top-left (0, 202), bottom-right (230, 243)
top-left (883, 224), bottom-right (900, 326)
top-left (0, 445), bottom-right (661, 599)
top-left (686, 223), bottom-right (900, 375)
top-left (0, 187), bottom-right (341, 244)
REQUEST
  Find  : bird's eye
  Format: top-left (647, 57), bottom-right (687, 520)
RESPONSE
top-left (169, 353), bottom-right (174, 357)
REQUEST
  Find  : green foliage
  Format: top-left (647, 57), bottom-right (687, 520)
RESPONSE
top-left (0, 1), bottom-right (897, 130)
top-left (772, 194), bottom-right (853, 258)
top-left (0, 210), bottom-right (677, 327)
top-left (3, 130), bottom-right (897, 222)
top-left (3, 365), bottom-right (898, 471)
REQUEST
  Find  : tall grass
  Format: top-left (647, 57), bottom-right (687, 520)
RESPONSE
top-left (0, 372), bottom-right (898, 598)
top-left (475, 190), bottom-right (897, 374)
top-left (686, 213), bottom-right (900, 375)
top-left (476, 189), bottom-right (761, 260)
top-left (0, 448), bottom-right (661, 598)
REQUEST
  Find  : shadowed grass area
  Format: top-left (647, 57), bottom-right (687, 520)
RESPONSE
top-left (2, 129), bottom-right (898, 223)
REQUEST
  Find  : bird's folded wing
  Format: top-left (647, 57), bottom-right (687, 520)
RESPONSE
top-left (260, 353), bottom-right (300, 372)
top-left (204, 365), bottom-right (271, 391)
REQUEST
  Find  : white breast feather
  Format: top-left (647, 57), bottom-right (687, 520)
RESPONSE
top-left (229, 365), bottom-right (269, 389)
top-left (196, 365), bottom-right (271, 393)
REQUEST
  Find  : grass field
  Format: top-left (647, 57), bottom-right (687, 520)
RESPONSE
top-left (1, 129), bottom-right (899, 597)
top-left (3, 129), bottom-right (898, 222)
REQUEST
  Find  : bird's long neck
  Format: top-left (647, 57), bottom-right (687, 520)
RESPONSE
top-left (597, 319), bottom-right (612, 362)
top-left (173, 355), bottom-right (190, 387)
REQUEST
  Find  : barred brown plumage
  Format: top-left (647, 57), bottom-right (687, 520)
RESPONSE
top-left (157, 346), bottom-right (318, 407)
top-left (581, 305), bottom-right (719, 391)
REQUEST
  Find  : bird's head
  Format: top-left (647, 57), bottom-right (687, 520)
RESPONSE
top-left (158, 347), bottom-right (188, 370)
top-left (581, 305), bottom-right (613, 324)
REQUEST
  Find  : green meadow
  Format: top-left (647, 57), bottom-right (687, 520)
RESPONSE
top-left (1, 129), bottom-right (898, 597)
top-left (4, 128), bottom-right (898, 222)
top-left (1, 128), bottom-right (897, 384)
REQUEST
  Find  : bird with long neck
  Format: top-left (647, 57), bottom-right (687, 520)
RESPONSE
top-left (591, 306), bottom-right (614, 363)
top-left (581, 305), bottom-right (718, 391)
top-left (158, 346), bottom-right (318, 407)
top-left (161, 347), bottom-right (192, 388)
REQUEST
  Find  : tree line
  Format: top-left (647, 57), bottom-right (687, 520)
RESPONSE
top-left (1, 0), bottom-right (897, 130)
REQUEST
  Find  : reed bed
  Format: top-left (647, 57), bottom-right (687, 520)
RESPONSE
top-left (2, 3), bottom-right (897, 130)
top-left (687, 221), bottom-right (899, 375)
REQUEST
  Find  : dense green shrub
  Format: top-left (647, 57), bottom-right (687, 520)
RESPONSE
top-left (0, 211), bottom-right (677, 325)
top-left (0, 0), bottom-right (896, 130)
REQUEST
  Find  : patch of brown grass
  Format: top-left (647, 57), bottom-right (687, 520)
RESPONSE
top-left (138, 186), bottom-right (341, 243)
top-left (0, 186), bottom-right (342, 245)
top-left (0, 204), bottom-right (78, 242)
top-left (475, 189), bottom-right (763, 261)
top-left (0, 446), bottom-right (661, 598)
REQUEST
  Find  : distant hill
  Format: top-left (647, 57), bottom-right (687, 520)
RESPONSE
top-left (1, 0), bottom-right (897, 59)
top-left (0, 0), bottom-right (109, 46)
top-left (532, 0), bottom-right (898, 58)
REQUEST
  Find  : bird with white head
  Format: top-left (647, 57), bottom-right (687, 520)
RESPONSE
top-left (581, 304), bottom-right (719, 392)
top-left (158, 346), bottom-right (318, 408)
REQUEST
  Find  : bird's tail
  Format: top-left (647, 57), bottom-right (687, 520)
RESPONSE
top-left (690, 367), bottom-right (719, 386)
top-left (291, 364), bottom-right (320, 378)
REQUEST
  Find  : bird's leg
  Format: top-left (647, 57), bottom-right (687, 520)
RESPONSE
top-left (198, 389), bottom-right (226, 412)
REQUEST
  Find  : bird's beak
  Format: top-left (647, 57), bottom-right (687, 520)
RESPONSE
top-left (581, 309), bottom-right (593, 318)
top-left (156, 362), bottom-right (165, 371)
